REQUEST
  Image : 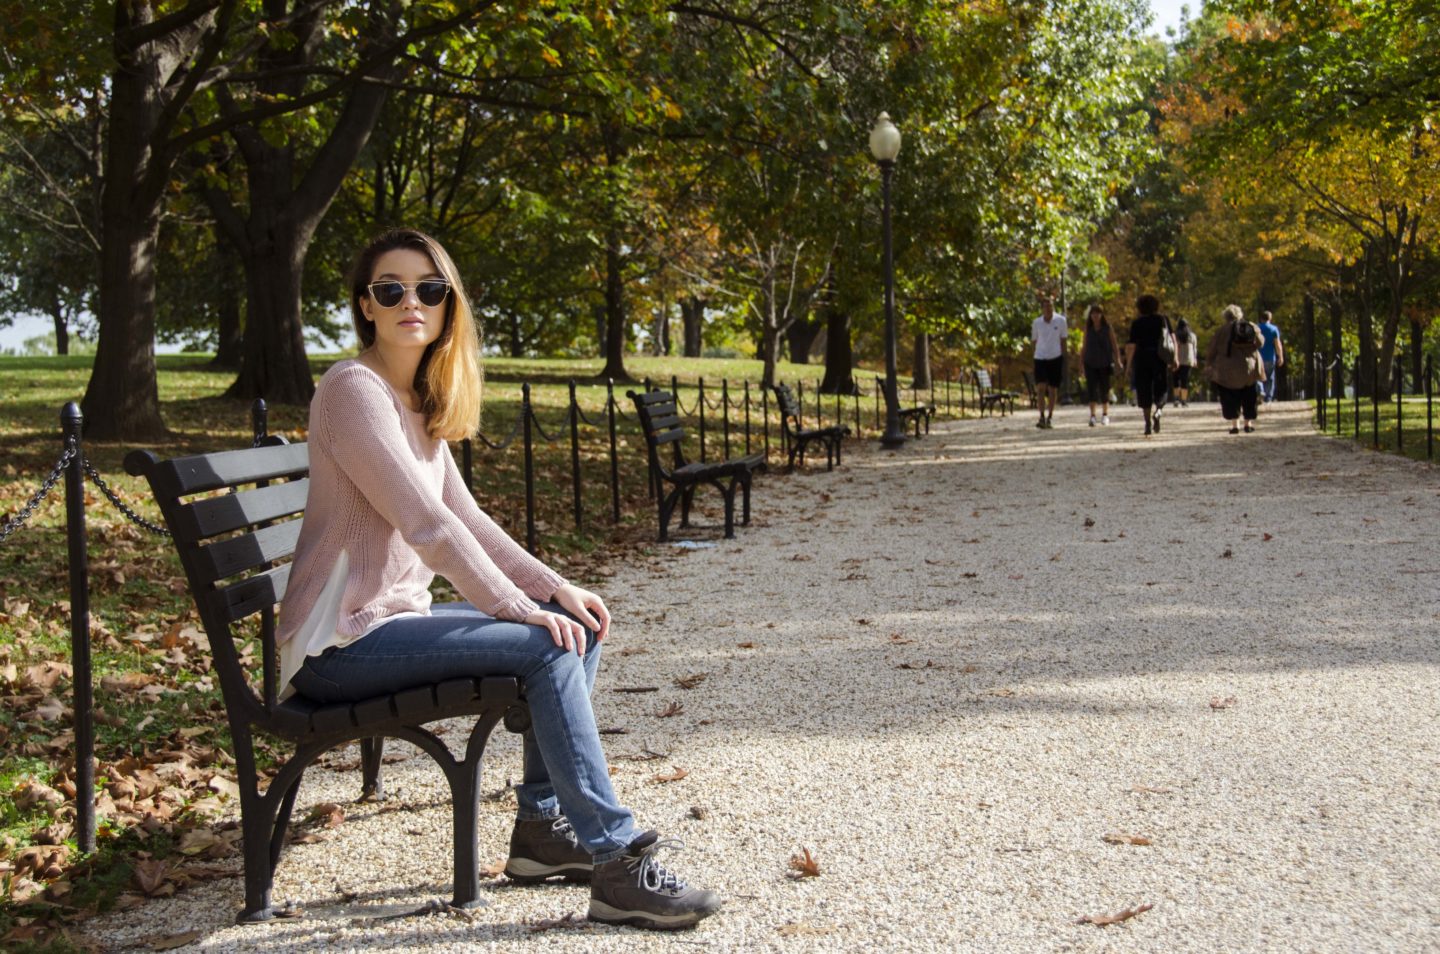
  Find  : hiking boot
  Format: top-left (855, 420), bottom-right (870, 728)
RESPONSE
top-left (505, 815), bottom-right (592, 883)
top-left (589, 831), bottom-right (721, 930)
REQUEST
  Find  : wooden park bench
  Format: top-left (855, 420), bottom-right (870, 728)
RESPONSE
top-left (898, 399), bottom-right (936, 437)
top-left (771, 382), bottom-right (848, 471)
top-left (628, 388), bottom-right (765, 541)
top-left (126, 441), bottom-right (531, 923)
top-left (972, 369), bottom-right (1018, 417)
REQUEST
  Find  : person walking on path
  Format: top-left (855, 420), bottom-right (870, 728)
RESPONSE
top-left (1031, 293), bottom-right (1068, 428)
top-left (277, 228), bottom-right (721, 931)
top-left (1206, 303), bottom-right (1266, 433)
top-left (1258, 311), bottom-right (1285, 403)
top-left (1173, 317), bottom-right (1199, 407)
top-left (1124, 294), bottom-right (1177, 436)
top-left (1081, 304), bottom-right (1123, 426)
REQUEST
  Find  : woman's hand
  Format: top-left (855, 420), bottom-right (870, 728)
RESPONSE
top-left (551, 583), bottom-right (612, 643)
top-left (524, 607), bottom-right (592, 656)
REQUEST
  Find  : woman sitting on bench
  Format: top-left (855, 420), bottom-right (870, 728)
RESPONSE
top-left (278, 228), bottom-right (720, 931)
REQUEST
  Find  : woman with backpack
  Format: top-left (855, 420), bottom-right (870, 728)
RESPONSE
top-left (1205, 304), bottom-right (1266, 433)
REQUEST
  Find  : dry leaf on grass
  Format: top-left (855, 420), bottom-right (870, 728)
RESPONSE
top-left (1101, 833), bottom-right (1153, 846)
top-left (649, 767), bottom-right (689, 784)
top-left (788, 847), bottom-right (821, 878)
top-left (1075, 903), bottom-right (1153, 927)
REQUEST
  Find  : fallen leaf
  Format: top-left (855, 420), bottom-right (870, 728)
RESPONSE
top-left (1101, 833), bottom-right (1152, 846)
top-left (528, 912), bottom-right (585, 933)
top-left (1076, 903), bottom-right (1153, 927)
top-left (788, 847), bottom-right (821, 878)
top-left (133, 859), bottom-right (175, 896)
top-left (1262, 532), bottom-right (1273, 541)
top-left (1221, 548), bottom-right (1233, 558)
top-left (655, 701), bottom-right (685, 718)
top-left (480, 858), bottom-right (507, 879)
top-left (688, 806), bottom-right (708, 820)
top-left (674, 673), bottom-right (707, 690)
top-left (736, 641), bottom-right (756, 649)
top-left (307, 803), bottom-right (345, 828)
top-left (649, 767), bottom-right (689, 784)
top-left (148, 929), bottom-right (203, 950)
top-left (776, 922), bottom-right (835, 936)
top-left (1209, 696), bottom-right (1237, 710)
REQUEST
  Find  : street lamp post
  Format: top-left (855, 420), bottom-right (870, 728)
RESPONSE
top-left (870, 112), bottom-right (906, 448)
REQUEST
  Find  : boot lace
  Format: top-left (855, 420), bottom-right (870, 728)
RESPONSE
top-left (550, 816), bottom-right (578, 846)
top-left (627, 838), bottom-right (689, 895)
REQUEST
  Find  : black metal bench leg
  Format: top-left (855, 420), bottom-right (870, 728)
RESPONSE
top-left (360, 737), bottom-right (385, 801)
top-left (679, 487), bottom-right (694, 527)
top-left (720, 480), bottom-right (737, 538)
top-left (740, 475), bottom-right (752, 526)
top-left (658, 489), bottom-right (680, 542)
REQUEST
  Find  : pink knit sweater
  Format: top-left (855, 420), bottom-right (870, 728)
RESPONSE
top-left (277, 360), bottom-right (567, 648)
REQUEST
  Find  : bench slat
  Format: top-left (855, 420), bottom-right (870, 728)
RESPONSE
top-left (212, 562), bottom-right (291, 625)
top-left (197, 518), bottom-right (303, 585)
top-left (153, 443), bottom-right (311, 499)
top-left (174, 480), bottom-right (310, 541)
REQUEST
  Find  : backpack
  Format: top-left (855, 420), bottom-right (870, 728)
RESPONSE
top-left (1228, 319), bottom-right (1260, 356)
top-left (1156, 316), bottom-right (1177, 364)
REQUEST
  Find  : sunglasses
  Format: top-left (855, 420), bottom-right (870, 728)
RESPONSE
top-left (367, 279), bottom-right (451, 308)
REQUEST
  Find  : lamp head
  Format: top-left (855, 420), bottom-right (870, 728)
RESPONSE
top-left (869, 112), bottom-right (901, 163)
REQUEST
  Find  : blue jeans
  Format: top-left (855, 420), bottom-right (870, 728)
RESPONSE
top-left (290, 602), bottom-right (637, 863)
top-left (1262, 361), bottom-right (1277, 402)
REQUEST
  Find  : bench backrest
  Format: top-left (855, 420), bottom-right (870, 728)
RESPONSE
top-left (125, 442), bottom-right (310, 722)
top-left (770, 383), bottom-right (805, 435)
top-left (974, 369), bottom-right (995, 392)
top-left (626, 388), bottom-right (688, 476)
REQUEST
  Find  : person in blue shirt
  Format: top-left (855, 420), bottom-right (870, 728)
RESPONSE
top-left (1258, 311), bottom-right (1285, 402)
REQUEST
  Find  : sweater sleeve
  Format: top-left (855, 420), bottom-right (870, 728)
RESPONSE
top-left (319, 367), bottom-right (540, 622)
top-left (439, 444), bottom-right (568, 604)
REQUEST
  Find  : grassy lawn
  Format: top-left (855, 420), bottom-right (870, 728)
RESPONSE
top-left (0, 351), bottom-right (976, 948)
top-left (1311, 394), bottom-right (1440, 464)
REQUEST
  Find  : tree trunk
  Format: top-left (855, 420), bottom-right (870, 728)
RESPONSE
top-left (819, 304), bottom-right (856, 394)
top-left (652, 302), bottom-right (670, 356)
top-left (210, 250), bottom-right (243, 369)
top-left (599, 225), bottom-right (630, 381)
top-left (80, 1), bottom-right (186, 440)
top-left (785, 317), bottom-right (821, 364)
top-left (229, 232), bottom-right (313, 402)
top-left (51, 307), bottom-right (70, 357)
top-left (681, 296), bottom-right (704, 357)
top-left (912, 331), bottom-right (931, 390)
top-left (509, 312), bottom-right (524, 358)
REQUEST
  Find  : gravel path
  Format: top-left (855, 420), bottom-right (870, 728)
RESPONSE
top-left (85, 400), bottom-right (1440, 952)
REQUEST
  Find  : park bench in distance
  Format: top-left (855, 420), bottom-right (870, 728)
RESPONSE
top-left (126, 441), bottom-right (531, 924)
top-left (628, 388), bottom-right (765, 541)
top-left (771, 382), bottom-right (848, 471)
top-left (972, 369), bottom-right (1017, 417)
top-left (1022, 370), bottom-right (1039, 408)
top-left (898, 398), bottom-right (935, 437)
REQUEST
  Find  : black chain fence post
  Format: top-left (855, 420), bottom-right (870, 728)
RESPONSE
top-left (1396, 357), bottom-right (1405, 455)
top-left (743, 380), bottom-right (752, 454)
top-left (251, 398), bottom-right (268, 446)
top-left (569, 380), bottom-right (583, 531)
top-left (761, 384), bottom-right (770, 462)
top-left (607, 378), bottom-right (622, 522)
top-left (1372, 352), bottom-right (1380, 449)
top-left (697, 377), bottom-right (707, 463)
top-left (61, 403), bottom-right (96, 854)
top-left (522, 383), bottom-right (537, 554)
top-left (1353, 359), bottom-right (1360, 440)
top-left (721, 379), bottom-right (731, 460)
top-left (1427, 356), bottom-right (1434, 461)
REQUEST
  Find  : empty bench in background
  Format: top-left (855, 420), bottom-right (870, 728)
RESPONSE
top-left (771, 382), bottom-right (848, 471)
top-left (628, 388), bottom-right (765, 541)
top-left (972, 369), bottom-right (1017, 417)
top-left (126, 441), bottom-right (531, 923)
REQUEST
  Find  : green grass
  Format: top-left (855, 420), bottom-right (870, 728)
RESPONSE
top-left (0, 350), bottom-right (980, 947)
top-left (1310, 394), bottom-right (1440, 464)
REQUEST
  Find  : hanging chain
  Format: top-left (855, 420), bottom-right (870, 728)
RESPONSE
top-left (0, 441), bottom-right (78, 545)
top-left (83, 458), bottom-right (171, 537)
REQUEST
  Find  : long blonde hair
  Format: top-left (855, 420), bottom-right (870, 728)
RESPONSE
top-left (349, 229), bottom-right (481, 441)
